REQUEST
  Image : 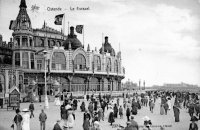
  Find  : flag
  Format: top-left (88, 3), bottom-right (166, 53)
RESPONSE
top-left (9, 20), bottom-right (17, 30)
top-left (76, 25), bottom-right (83, 34)
top-left (54, 14), bottom-right (64, 25)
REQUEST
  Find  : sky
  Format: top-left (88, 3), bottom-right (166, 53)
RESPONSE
top-left (0, 0), bottom-right (200, 86)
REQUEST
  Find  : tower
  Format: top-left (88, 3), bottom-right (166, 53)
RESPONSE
top-left (12, 0), bottom-right (35, 70)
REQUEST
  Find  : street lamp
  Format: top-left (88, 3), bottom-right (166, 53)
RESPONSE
top-left (29, 80), bottom-right (36, 102)
top-left (43, 50), bottom-right (49, 109)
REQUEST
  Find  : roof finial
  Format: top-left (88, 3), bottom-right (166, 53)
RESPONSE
top-left (87, 44), bottom-right (90, 52)
top-left (19, 0), bottom-right (27, 8)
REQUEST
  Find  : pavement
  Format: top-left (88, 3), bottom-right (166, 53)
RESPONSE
top-left (0, 97), bottom-right (197, 130)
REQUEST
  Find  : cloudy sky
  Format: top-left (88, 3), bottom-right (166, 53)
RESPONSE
top-left (0, 0), bottom-right (200, 86)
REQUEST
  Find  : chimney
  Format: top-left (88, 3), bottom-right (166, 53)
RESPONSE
top-left (10, 38), bottom-right (12, 42)
top-left (70, 26), bottom-right (74, 35)
top-left (105, 36), bottom-right (108, 43)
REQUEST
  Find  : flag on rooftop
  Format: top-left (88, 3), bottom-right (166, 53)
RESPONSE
top-left (76, 25), bottom-right (83, 34)
top-left (9, 20), bottom-right (17, 30)
top-left (54, 14), bottom-right (64, 25)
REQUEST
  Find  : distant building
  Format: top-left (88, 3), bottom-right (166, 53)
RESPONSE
top-left (163, 82), bottom-right (198, 88)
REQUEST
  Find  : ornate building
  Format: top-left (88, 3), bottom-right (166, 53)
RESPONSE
top-left (1, 0), bottom-right (125, 99)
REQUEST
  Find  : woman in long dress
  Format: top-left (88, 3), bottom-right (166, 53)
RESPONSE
top-left (67, 110), bottom-right (75, 128)
top-left (160, 104), bottom-right (165, 115)
top-left (21, 108), bottom-right (30, 130)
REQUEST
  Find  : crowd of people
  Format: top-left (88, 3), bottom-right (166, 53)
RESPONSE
top-left (11, 90), bottom-right (200, 130)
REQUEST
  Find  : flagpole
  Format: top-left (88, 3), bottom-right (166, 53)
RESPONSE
top-left (68, 21), bottom-right (70, 35)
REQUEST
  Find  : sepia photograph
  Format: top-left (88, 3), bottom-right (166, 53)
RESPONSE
top-left (0, 0), bottom-right (200, 130)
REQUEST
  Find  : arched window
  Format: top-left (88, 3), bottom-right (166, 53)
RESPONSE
top-left (30, 53), bottom-right (34, 69)
top-left (22, 52), bottom-right (29, 69)
top-left (74, 54), bottom-right (86, 71)
top-left (94, 56), bottom-right (101, 71)
top-left (114, 60), bottom-right (118, 73)
top-left (0, 75), bottom-right (3, 92)
top-left (106, 58), bottom-right (111, 72)
top-left (15, 52), bottom-right (20, 66)
top-left (22, 36), bottom-right (28, 47)
top-left (52, 52), bottom-right (66, 70)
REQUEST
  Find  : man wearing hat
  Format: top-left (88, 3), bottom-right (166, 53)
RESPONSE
top-left (13, 109), bottom-right (23, 130)
top-left (189, 116), bottom-right (198, 130)
top-left (124, 122), bottom-right (132, 130)
top-left (29, 101), bottom-right (34, 118)
top-left (130, 115), bottom-right (139, 130)
top-left (39, 109), bottom-right (47, 130)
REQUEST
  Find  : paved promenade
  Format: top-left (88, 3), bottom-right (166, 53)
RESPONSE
top-left (0, 97), bottom-right (196, 130)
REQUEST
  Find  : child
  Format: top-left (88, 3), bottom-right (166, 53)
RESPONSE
top-left (119, 106), bottom-right (123, 119)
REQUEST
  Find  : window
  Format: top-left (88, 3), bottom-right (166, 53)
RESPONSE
top-left (106, 58), bottom-right (111, 72)
top-left (22, 36), bottom-right (28, 47)
top-left (0, 75), bottom-right (3, 93)
top-left (22, 52), bottom-right (29, 69)
top-left (94, 56), bottom-right (101, 71)
top-left (31, 53), bottom-right (34, 69)
top-left (15, 37), bottom-right (20, 46)
top-left (29, 37), bottom-right (32, 47)
top-left (74, 54), bottom-right (86, 71)
top-left (114, 60), bottom-right (118, 73)
top-left (52, 52), bottom-right (66, 70)
top-left (37, 60), bottom-right (42, 70)
top-left (35, 38), bottom-right (44, 47)
top-left (15, 52), bottom-right (20, 66)
top-left (24, 75), bottom-right (28, 85)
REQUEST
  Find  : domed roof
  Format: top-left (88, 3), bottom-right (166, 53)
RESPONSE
top-left (99, 36), bottom-right (115, 56)
top-left (63, 26), bottom-right (83, 50)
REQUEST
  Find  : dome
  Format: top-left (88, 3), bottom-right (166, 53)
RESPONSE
top-left (99, 36), bottom-right (115, 56)
top-left (63, 26), bottom-right (83, 50)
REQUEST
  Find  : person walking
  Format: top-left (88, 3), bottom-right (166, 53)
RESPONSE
top-left (163, 102), bottom-right (169, 115)
top-left (21, 108), bottom-right (30, 130)
top-left (129, 115), bottom-right (139, 130)
top-left (113, 104), bottom-right (118, 118)
top-left (83, 116), bottom-right (90, 130)
top-left (39, 109), bottom-right (47, 130)
top-left (173, 104), bottom-right (180, 122)
top-left (13, 109), bottom-right (23, 130)
top-left (119, 106), bottom-right (123, 119)
top-left (126, 107), bottom-right (131, 121)
top-left (53, 120), bottom-right (62, 130)
top-left (29, 101), bottom-right (34, 118)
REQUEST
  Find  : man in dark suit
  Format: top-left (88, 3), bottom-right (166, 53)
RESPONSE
top-left (29, 101), bottom-right (34, 118)
top-left (129, 115), bottom-right (139, 130)
top-left (53, 120), bottom-right (62, 130)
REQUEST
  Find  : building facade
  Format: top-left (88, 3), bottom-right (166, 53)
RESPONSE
top-left (1, 0), bottom-right (125, 99)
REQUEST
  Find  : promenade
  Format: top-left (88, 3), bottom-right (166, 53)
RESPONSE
top-left (0, 97), bottom-right (195, 130)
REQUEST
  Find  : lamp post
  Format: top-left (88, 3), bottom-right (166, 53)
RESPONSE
top-left (43, 50), bottom-right (49, 109)
top-left (30, 80), bottom-right (36, 102)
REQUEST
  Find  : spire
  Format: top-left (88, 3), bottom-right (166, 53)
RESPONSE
top-left (69, 42), bottom-right (71, 50)
top-left (19, 0), bottom-right (27, 8)
top-left (43, 21), bottom-right (46, 29)
top-left (87, 44), bottom-right (90, 52)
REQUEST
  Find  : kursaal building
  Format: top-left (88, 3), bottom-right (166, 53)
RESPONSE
top-left (0, 0), bottom-right (125, 101)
